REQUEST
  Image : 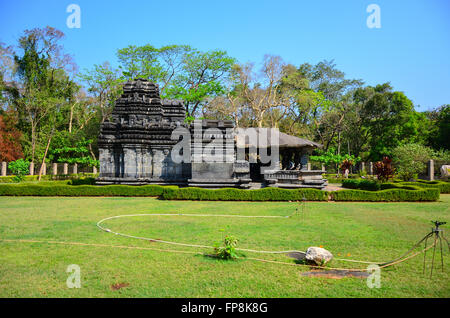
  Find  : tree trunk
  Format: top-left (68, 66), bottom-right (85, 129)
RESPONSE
top-left (38, 130), bottom-right (54, 181)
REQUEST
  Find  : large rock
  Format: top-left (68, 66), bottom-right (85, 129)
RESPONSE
top-left (305, 247), bottom-right (333, 265)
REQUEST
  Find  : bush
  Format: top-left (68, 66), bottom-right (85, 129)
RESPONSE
top-left (0, 184), bottom-right (172, 197)
top-left (0, 173), bottom-right (98, 183)
top-left (342, 179), bottom-right (381, 191)
top-left (7, 159), bottom-right (29, 182)
top-left (331, 187), bottom-right (439, 202)
top-left (213, 235), bottom-right (239, 260)
top-left (392, 143), bottom-right (433, 181)
top-left (342, 178), bottom-right (450, 194)
top-left (67, 177), bottom-right (96, 185)
top-left (160, 187), bottom-right (329, 201)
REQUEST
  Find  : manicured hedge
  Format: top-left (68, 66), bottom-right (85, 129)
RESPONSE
top-left (415, 180), bottom-right (450, 194)
top-left (331, 187), bottom-right (439, 202)
top-left (342, 179), bottom-right (381, 191)
top-left (0, 173), bottom-right (98, 183)
top-left (0, 183), bottom-right (171, 197)
top-left (342, 178), bottom-right (450, 194)
top-left (0, 182), bottom-right (440, 201)
top-left (160, 187), bottom-right (329, 201)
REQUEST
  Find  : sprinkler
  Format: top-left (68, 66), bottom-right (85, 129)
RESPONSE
top-left (423, 221), bottom-right (450, 278)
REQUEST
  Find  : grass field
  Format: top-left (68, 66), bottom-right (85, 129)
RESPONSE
top-left (0, 195), bottom-right (449, 297)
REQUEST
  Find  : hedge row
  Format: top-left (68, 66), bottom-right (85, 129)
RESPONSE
top-left (342, 179), bottom-right (450, 194)
top-left (0, 173), bottom-right (98, 183)
top-left (0, 183), bottom-right (170, 197)
top-left (160, 187), bottom-right (328, 201)
top-left (330, 187), bottom-right (439, 202)
top-left (0, 183), bottom-right (440, 201)
top-left (341, 179), bottom-right (381, 191)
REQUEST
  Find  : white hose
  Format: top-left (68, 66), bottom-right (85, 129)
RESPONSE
top-left (96, 213), bottom-right (304, 254)
top-left (96, 213), bottom-right (380, 263)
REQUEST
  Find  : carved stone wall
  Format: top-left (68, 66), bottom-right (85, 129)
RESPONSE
top-left (97, 79), bottom-right (186, 185)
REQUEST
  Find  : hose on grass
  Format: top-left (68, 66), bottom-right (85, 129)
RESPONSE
top-left (0, 237), bottom-right (438, 273)
top-left (96, 213), bottom-right (441, 269)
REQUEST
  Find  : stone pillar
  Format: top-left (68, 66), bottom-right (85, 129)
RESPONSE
top-left (123, 147), bottom-right (137, 178)
top-left (1, 162), bottom-right (6, 176)
top-left (93, 166), bottom-right (97, 174)
top-left (361, 162), bottom-right (365, 174)
top-left (321, 164), bottom-right (325, 172)
top-left (29, 162), bottom-right (34, 175)
top-left (152, 149), bottom-right (164, 178)
top-left (307, 162), bottom-right (311, 171)
top-left (99, 147), bottom-right (115, 177)
top-left (428, 159), bottom-right (434, 181)
top-left (73, 163), bottom-right (78, 175)
top-left (142, 148), bottom-right (152, 178)
top-left (63, 163), bottom-right (68, 175)
top-left (52, 163), bottom-right (58, 175)
top-left (369, 162), bottom-right (373, 175)
top-left (41, 163), bottom-right (46, 175)
top-left (136, 147), bottom-right (143, 178)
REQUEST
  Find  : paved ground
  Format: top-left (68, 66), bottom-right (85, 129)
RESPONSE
top-left (323, 183), bottom-right (344, 191)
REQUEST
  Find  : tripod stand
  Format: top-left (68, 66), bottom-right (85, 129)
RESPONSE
top-left (423, 221), bottom-right (450, 278)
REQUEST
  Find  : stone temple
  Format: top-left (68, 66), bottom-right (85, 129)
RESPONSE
top-left (97, 79), bottom-right (327, 189)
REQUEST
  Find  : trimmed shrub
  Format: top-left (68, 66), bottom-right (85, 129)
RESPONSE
top-left (331, 187), bottom-right (439, 202)
top-left (0, 184), bottom-right (172, 197)
top-left (405, 180), bottom-right (450, 194)
top-left (0, 173), bottom-right (98, 183)
top-left (161, 187), bottom-right (328, 201)
top-left (342, 179), bottom-right (381, 191)
top-left (67, 177), bottom-right (96, 185)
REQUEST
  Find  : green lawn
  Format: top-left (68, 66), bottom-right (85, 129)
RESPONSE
top-left (0, 195), bottom-right (449, 297)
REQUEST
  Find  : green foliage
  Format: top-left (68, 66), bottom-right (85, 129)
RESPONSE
top-left (427, 104), bottom-right (450, 150)
top-left (67, 177), bottom-right (96, 185)
top-left (213, 235), bottom-right (238, 260)
top-left (374, 157), bottom-right (395, 182)
top-left (331, 187), bottom-right (439, 202)
top-left (160, 187), bottom-right (328, 201)
top-left (0, 184), bottom-right (173, 196)
top-left (392, 143), bottom-right (433, 181)
top-left (50, 138), bottom-right (98, 167)
top-left (310, 147), bottom-right (360, 168)
top-left (7, 159), bottom-right (29, 182)
top-left (342, 178), bottom-right (450, 194)
top-left (342, 179), bottom-right (381, 191)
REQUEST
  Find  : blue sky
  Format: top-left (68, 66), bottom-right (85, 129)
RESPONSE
top-left (0, 0), bottom-right (449, 111)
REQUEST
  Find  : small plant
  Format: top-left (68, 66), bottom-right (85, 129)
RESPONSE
top-left (213, 235), bottom-right (238, 260)
top-left (374, 156), bottom-right (395, 182)
top-left (340, 159), bottom-right (354, 177)
top-left (8, 159), bottom-right (29, 182)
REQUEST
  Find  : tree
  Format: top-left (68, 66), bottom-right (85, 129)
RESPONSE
top-left (392, 143), bottom-right (433, 181)
top-left (4, 27), bottom-right (79, 166)
top-left (352, 83), bottom-right (429, 160)
top-left (164, 48), bottom-right (235, 117)
top-left (427, 105), bottom-right (450, 150)
top-left (0, 111), bottom-right (23, 161)
top-left (78, 62), bottom-right (123, 124)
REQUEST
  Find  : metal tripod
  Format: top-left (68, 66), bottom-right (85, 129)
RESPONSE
top-left (423, 221), bottom-right (450, 278)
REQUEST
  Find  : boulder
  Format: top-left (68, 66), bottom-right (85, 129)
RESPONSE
top-left (441, 165), bottom-right (450, 179)
top-left (305, 247), bottom-right (333, 265)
